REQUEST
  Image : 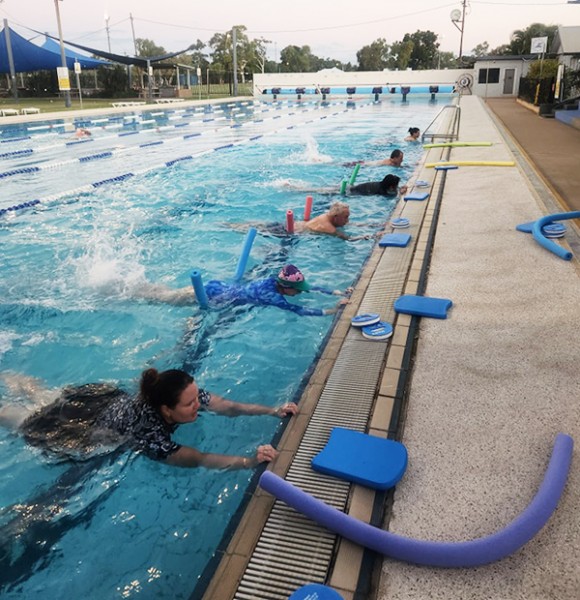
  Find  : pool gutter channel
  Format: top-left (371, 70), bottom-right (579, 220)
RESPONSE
top-left (200, 107), bottom-right (458, 600)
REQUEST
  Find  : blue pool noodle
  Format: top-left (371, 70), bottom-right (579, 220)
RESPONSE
top-left (259, 433), bottom-right (573, 568)
top-left (190, 269), bottom-right (209, 308)
top-left (531, 211), bottom-right (580, 261)
top-left (233, 227), bottom-right (257, 281)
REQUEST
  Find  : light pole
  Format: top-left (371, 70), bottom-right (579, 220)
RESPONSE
top-left (451, 0), bottom-right (467, 61)
top-left (105, 14), bottom-right (111, 53)
top-left (53, 0), bottom-right (71, 108)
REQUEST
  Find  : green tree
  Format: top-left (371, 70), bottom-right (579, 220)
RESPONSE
top-left (135, 38), bottom-right (167, 58)
top-left (279, 45), bottom-right (313, 72)
top-left (387, 40), bottom-right (414, 70)
top-left (471, 42), bottom-right (490, 57)
top-left (528, 58), bottom-right (559, 79)
top-left (508, 23), bottom-right (558, 55)
top-left (401, 30), bottom-right (439, 70)
top-left (356, 39), bottom-right (389, 71)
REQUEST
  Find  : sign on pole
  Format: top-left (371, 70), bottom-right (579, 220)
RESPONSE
top-left (530, 37), bottom-right (548, 54)
top-left (57, 66), bottom-right (71, 91)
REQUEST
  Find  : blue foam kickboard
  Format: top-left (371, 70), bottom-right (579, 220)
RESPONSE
top-left (312, 428), bottom-right (408, 490)
top-left (434, 164), bottom-right (459, 171)
top-left (394, 294), bottom-right (453, 319)
top-left (289, 583), bottom-right (345, 600)
top-left (404, 191), bottom-right (430, 201)
top-left (379, 233), bottom-right (412, 247)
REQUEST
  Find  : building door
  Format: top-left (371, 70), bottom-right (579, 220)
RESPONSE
top-left (503, 69), bottom-right (515, 95)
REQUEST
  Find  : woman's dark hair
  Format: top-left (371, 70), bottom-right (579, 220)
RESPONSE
top-left (380, 174), bottom-right (400, 195)
top-left (140, 369), bottom-right (193, 411)
top-left (408, 127), bottom-right (420, 135)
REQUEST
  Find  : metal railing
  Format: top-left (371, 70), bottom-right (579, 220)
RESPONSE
top-left (421, 103), bottom-right (461, 142)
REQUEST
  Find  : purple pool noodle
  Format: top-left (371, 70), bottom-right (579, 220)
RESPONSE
top-left (260, 433), bottom-right (573, 568)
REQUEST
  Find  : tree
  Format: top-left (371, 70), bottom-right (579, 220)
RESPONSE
top-left (279, 45), bottom-right (313, 72)
top-left (387, 40), bottom-right (414, 70)
top-left (507, 23), bottom-right (558, 55)
top-left (471, 42), bottom-right (490, 57)
top-left (528, 58), bottom-right (559, 79)
top-left (135, 38), bottom-right (167, 58)
top-left (356, 39), bottom-right (389, 71)
top-left (401, 30), bottom-right (439, 70)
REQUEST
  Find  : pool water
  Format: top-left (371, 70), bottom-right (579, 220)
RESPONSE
top-left (0, 96), bottom-right (446, 598)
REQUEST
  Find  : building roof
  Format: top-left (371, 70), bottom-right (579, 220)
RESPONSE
top-left (551, 26), bottom-right (580, 54)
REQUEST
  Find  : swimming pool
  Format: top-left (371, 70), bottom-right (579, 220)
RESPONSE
top-left (0, 96), bottom-right (447, 598)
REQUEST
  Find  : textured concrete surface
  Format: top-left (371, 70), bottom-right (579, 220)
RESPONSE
top-left (378, 96), bottom-right (580, 600)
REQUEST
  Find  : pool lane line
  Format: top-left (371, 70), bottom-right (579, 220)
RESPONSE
top-left (0, 100), bottom-right (357, 180)
top-left (0, 100), bottom-right (375, 217)
top-left (0, 100), bottom-right (329, 159)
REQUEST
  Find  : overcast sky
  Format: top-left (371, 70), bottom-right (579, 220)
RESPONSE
top-left (1, 1), bottom-right (578, 63)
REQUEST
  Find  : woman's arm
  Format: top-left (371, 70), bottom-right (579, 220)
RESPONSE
top-left (207, 393), bottom-right (299, 417)
top-left (165, 443), bottom-right (278, 469)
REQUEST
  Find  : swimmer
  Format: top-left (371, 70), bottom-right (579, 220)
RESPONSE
top-left (72, 128), bottom-right (92, 139)
top-left (349, 174), bottom-right (408, 197)
top-left (1, 368), bottom-right (298, 468)
top-left (228, 202), bottom-right (377, 241)
top-left (344, 149), bottom-right (404, 168)
top-left (404, 127), bottom-right (421, 142)
top-left (133, 264), bottom-right (352, 314)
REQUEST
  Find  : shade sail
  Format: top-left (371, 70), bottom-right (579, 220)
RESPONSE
top-left (0, 26), bottom-right (109, 73)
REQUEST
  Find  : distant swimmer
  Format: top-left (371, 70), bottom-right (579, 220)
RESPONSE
top-left (344, 149), bottom-right (404, 168)
top-left (404, 127), bottom-right (421, 142)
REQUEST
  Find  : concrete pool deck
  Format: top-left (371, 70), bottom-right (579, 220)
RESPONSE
top-left (376, 95), bottom-right (580, 600)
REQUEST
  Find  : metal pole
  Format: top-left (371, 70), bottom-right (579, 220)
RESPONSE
top-left (147, 59), bottom-right (153, 102)
top-left (3, 19), bottom-right (18, 101)
top-left (129, 13), bottom-right (138, 55)
top-left (232, 27), bottom-right (238, 97)
top-left (458, 0), bottom-right (467, 60)
top-left (74, 60), bottom-right (83, 109)
top-left (53, 0), bottom-right (71, 107)
top-left (105, 15), bottom-right (111, 53)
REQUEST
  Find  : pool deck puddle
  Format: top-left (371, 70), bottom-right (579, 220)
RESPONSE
top-left (202, 95), bottom-right (580, 600)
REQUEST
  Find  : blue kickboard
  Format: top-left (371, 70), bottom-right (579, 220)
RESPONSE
top-left (289, 583), bottom-right (345, 600)
top-left (435, 164), bottom-right (459, 171)
top-left (394, 294), bottom-right (453, 319)
top-left (404, 191), bottom-right (430, 201)
top-left (312, 427), bottom-right (408, 490)
top-left (379, 233), bottom-right (412, 247)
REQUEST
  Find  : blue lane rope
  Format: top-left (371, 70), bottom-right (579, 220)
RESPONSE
top-left (0, 99), bottom-right (373, 217)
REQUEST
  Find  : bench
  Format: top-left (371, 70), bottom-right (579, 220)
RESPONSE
top-left (20, 107), bottom-right (41, 115)
top-left (111, 101), bottom-right (146, 108)
top-left (0, 108), bottom-right (19, 116)
top-left (154, 98), bottom-right (185, 104)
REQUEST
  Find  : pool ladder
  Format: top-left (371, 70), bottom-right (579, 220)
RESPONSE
top-left (421, 104), bottom-right (461, 143)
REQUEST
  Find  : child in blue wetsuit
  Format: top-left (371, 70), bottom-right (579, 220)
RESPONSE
top-left (136, 264), bottom-right (350, 316)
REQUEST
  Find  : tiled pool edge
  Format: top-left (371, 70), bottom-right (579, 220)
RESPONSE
top-left (199, 126), bottom-right (456, 599)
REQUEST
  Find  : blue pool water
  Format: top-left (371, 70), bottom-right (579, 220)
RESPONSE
top-left (0, 96), bottom-right (447, 598)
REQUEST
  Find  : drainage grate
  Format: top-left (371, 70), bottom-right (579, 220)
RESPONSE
top-left (234, 341), bottom-right (387, 599)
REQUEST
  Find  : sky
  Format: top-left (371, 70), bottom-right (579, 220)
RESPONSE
top-left (1, 1), bottom-right (578, 64)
